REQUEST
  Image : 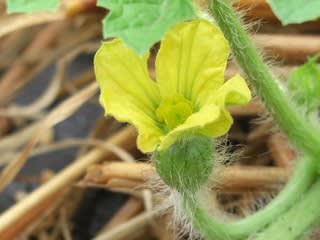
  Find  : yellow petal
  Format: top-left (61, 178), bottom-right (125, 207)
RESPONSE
top-left (158, 103), bottom-right (221, 151)
top-left (212, 74), bottom-right (252, 106)
top-left (198, 108), bottom-right (233, 138)
top-left (200, 74), bottom-right (252, 137)
top-left (94, 39), bottom-right (163, 152)
top-left (155, 19), bottom-right (229, 107)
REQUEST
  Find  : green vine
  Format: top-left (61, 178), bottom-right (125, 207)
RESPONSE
top-left (182, 155), bottom-right (315, 240)
top-left (255, 180), bottom-right (320, 240)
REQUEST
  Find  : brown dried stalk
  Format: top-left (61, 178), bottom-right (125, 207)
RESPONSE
top-left (82, 162), bottom-right (289, 191)
top-left (94, 210), bottom-right (158, 240)
top-left (268, 133), bottom-right (296, 168)
top-left (1, 190), bottom-right (66, 240)
top-left (218, 165), bottom-right (288, 191)
top-left (0, 22), bottom-right (66, 106)
top-left (59, 69), bottom-right (95, 99)
top-left (236, 0), bottom-right (320, 27)
top-left (23, 113), bottom-right (120, 239)
top-left (253, 34), bottom-right (320, 63)
top-left (0, 28), bottom-right (37, 69)
top-left (0, 82), bottom-right (98, 192)
top-left (234, 0), bottom-right (277, 22)
top-left (228, 99), bottom-right (265, 116)
top-left (247, 119), bottom-right (274, 143)
top-left (0, 21), bottom-right (99, 107)
top-left (63, 0), bottom-right (97, 16)
top-left (0, 117), bottom-right (11, 137)
top-left (0, 42), bottom-right (99, 119)
top-left (0, 126), bottom-right (137, 240)
top-left (97, 197), bottom-right (144, 236)
top-left (0, 13), bottom-right (64, 38)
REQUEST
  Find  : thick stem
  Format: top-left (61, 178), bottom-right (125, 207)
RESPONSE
top-left (255, 180), bottom-right (320, 240)
top-left (184, 156), bottom-right (316, 240)
top-left (209, 0), bottom-right (320, 162)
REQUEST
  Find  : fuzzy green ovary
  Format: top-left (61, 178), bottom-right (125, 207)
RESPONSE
top-left (155, 134), bottom-right (214, 194)
top-left (156, 94), bottom-right (193, 130)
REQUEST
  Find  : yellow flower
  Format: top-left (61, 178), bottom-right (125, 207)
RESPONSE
top-left (94, 20), bottom-right (251, 153)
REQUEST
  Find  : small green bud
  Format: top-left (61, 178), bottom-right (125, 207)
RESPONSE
top-left (155, 134), bottom-right (214, 194)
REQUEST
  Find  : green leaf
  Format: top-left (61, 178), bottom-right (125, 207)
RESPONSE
top-left (267, 0), bottom-right (320, 25)
top-left (288, 54), bottom-right (320, 114)
top-left (97, 0), bottom-right (196, 54)
top-left (7, 0), bottom-right (60, 13)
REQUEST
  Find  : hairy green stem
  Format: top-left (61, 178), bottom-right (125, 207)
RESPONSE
top-left (255, 180), bottom-right (320, 240)
top-left (209, 0), bottom-right (320, 162)
top-left (183, 156), bottom-right (315, 240)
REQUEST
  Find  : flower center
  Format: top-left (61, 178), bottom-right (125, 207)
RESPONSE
top-left (156, 94), bottom-right (193, 130)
